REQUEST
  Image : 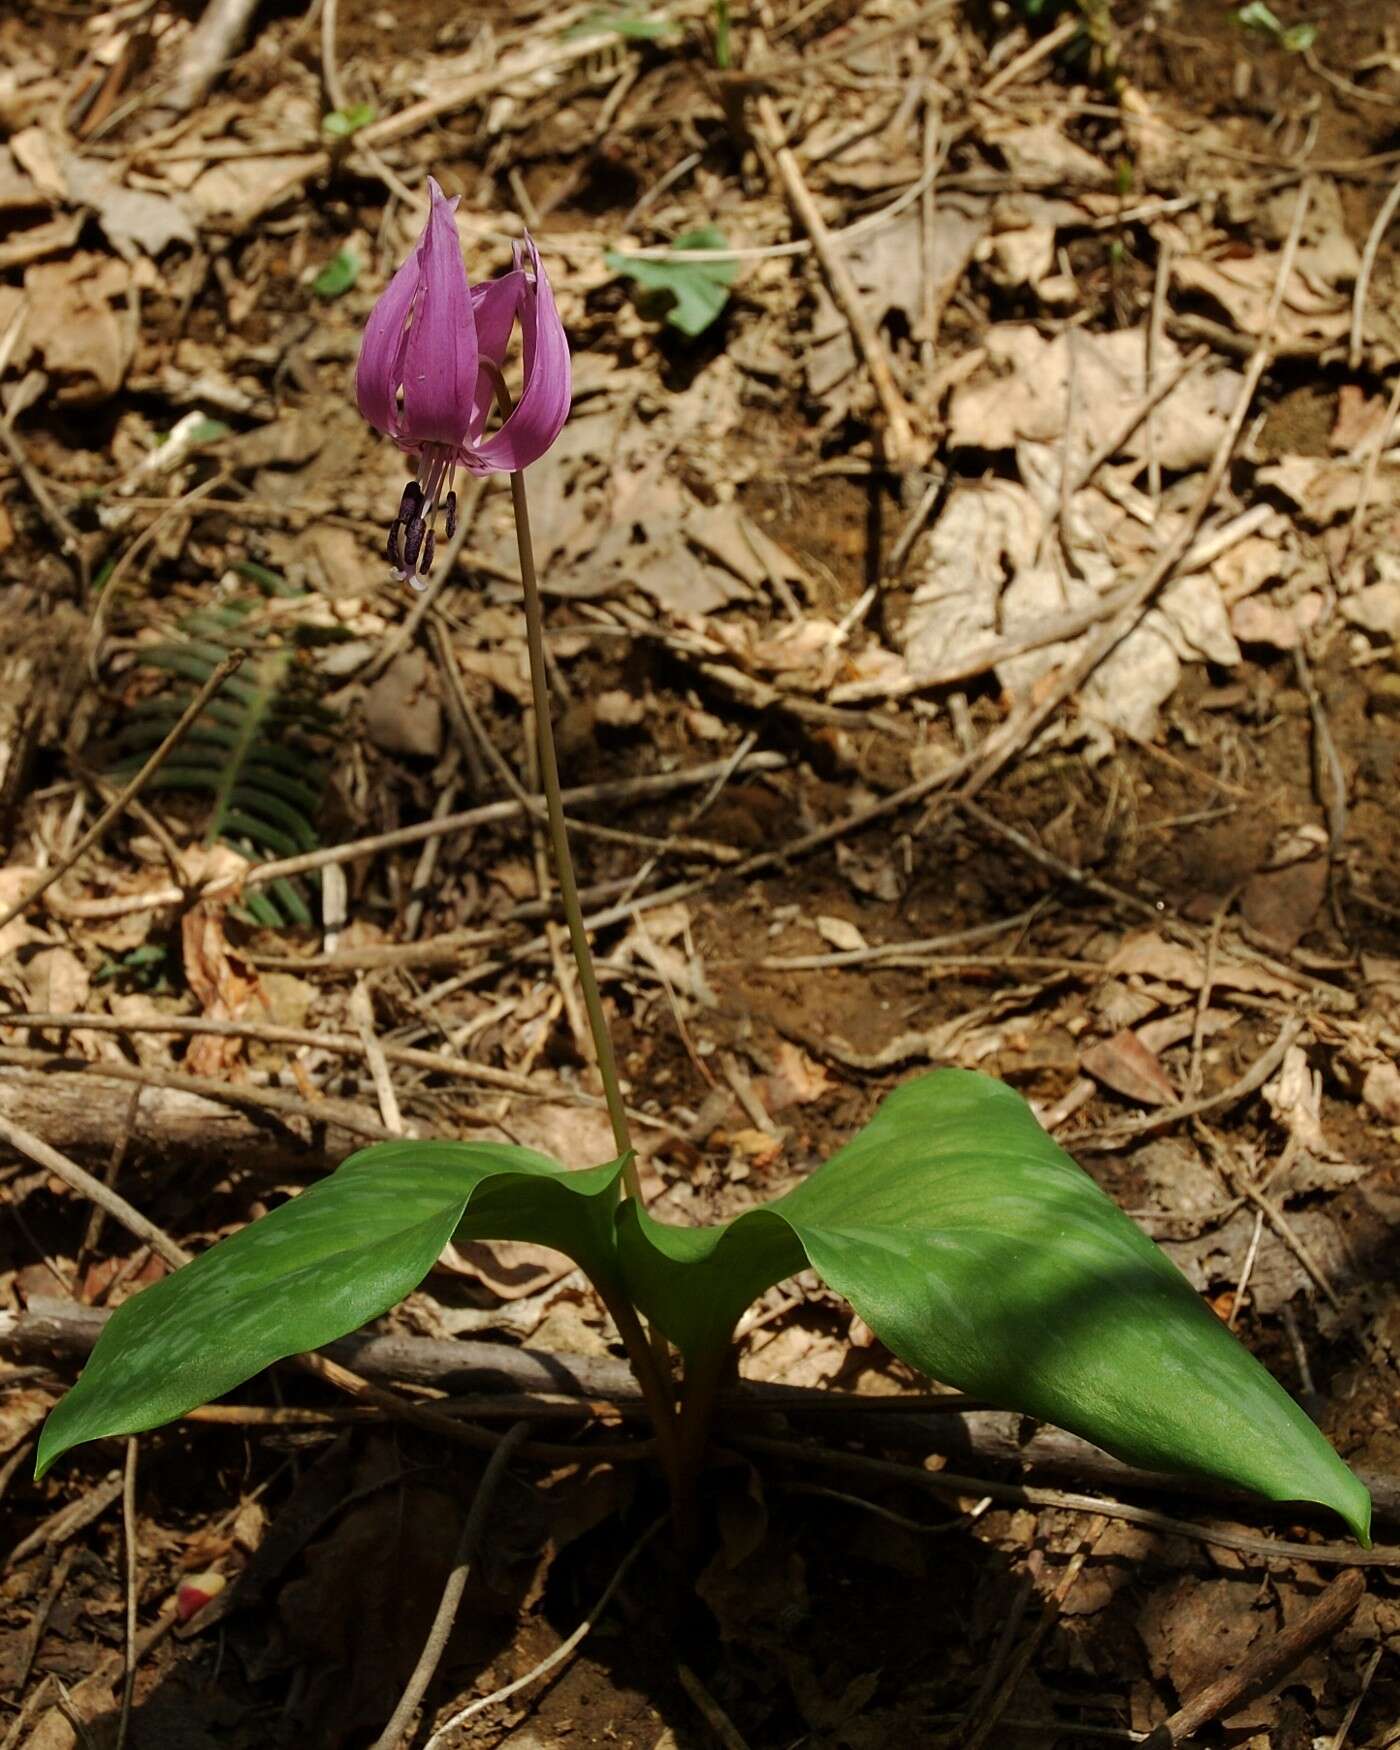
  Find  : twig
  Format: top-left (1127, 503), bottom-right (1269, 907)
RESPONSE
top-left (422, 1514), bottom-right (669, 1747)
top-left (749, 47), bottom-right (920, 467)
top-left (164, 0), bottom-right (263, 110)
top-left (350, 981), bottom-right (405, 1137)
top-left (979, 13), bottom-right (1080, 97)
top-left (2, 1010), bottom-right (620, 1112)
top-left (677, 1665), bottom-right (754, 1750)
top-left (1142, 1569), bottom-right (1364, 1747)
top-left (12, 1300), bottom-right (1400, 1525)
top-left (1067, 1018), bottom-right (1303, 1145)
top-left (83, 472), bottom-right (232, 673)
top-left (1350, 175), bottom-right (1400, 369)
top-left (320, 0), bottom-right (348, 111)
top-left (961, 1572), bottom-right (1034, 1744)
top-left (736, 1436), bottom-right (1393, 1566)
top-left (116, 1439), bottom-right (139, 1750)
top-left (0, 648), bottom-right (245, 938)
top-left (959, 798), bottom-right (1163, 922)
top-left (0, 420), bottom-right (88, 585)
top-left (371, 1422), bottom-right (531, 1750)
top-left (1329, 1644), bottom-right (1382, 1750)
top-left (0, 1112), bottom-right (191, 1269)
top-left (0, 1047), bottom-right (395, 1141)
top-left (13, 1546), bottom-right (76, 1688)
top-left (7, 1470), bottom-right (125, 1568)
top-left (194, 750), bottom-right (786, 901)
top-left (1340, 365), bottom-right (1400, 566)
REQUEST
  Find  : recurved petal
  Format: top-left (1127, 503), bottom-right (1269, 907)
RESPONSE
top-left (467, 270), bottom-right (526, 443)
top-left (467, 236), bottom-right (571, 474)
top-left (354, 245), bottom-right (420, 438)
top-left (399, 178), bottom-right (478, 448)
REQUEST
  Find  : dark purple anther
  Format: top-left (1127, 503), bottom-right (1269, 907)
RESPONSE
top-left (354, 178), bottom-right (572, 591)
top-left (421, 529), bottom-right (436, 574)
top-left (402, 515), bottom-right (426, 574)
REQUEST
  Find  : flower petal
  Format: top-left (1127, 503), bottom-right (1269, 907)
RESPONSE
top-left (354, 245), bottom-right (420, 438)
top-left (466, 236), bottom-right (570, 474)
top-left (467, 270), bottom-right (526, 442)
top-left (399, 178), bottom-right (478, 449)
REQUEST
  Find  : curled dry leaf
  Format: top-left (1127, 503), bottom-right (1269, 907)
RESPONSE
top-left (1081, 1028), bottom-right (1177, 1106)
top-left (181, 902), bottom-right (262, 1078)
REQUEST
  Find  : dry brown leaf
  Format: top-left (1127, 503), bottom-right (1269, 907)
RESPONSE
top-left (1107, 931), bottom-right (1301, 999)
top-left (181, 902), bottom-right (261, 1077)
top-left (948, 325), bottom-right (1237, 469)
top-left (1081, 1028), bottom-right (1177, 1106)
top-left (1240, 858), bottom-right (1327, 952)
top-left (21, 251), bottom-right (134, 401)
top-left (1173, 251), bottom-right (1352, 346)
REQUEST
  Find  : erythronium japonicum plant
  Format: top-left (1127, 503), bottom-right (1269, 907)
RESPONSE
top-left (37, 183), bottom-right (1372, 1571)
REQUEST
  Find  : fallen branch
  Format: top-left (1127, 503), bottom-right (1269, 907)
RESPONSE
top-left (9, 1299), bottom-right (1396, 1526)
top-left (1143, 1569), bottom-right (1364, 1746)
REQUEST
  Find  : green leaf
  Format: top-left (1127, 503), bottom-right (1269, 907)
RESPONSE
top-left (36, 1145), bottom-right (626, 1478)
top-left (617, 1071), bottom-right (1370, 1542)
top-left (322, 103), bottom-right (376, 139)
top-left (568, 8), bottom-right (678, 40)
top-left (313, 250), bottom-right (361, 299)
top-left (605, 228), bottom-right (736, 337)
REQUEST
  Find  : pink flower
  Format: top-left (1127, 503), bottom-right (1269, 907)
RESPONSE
top-left (355, 177), bottom-right (571, 587)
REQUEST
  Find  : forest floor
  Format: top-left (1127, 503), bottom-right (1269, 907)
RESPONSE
top-left (4, 0), bottom-right (1400, 1745)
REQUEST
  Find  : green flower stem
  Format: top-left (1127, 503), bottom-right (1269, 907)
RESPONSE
top-left (508, 466), bottom-right (679, 1429)
top-left (509, 469), bottom-right (636, 1183)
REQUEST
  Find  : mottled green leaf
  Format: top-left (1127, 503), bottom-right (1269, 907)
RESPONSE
top-left (617, 1071), bottom-right (1370, 1541)
top-left (36, 1145), bottom-right (625, 1477)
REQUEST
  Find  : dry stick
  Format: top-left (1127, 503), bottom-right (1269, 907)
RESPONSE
top-left (956, 183), bottom-right (1314, 811)
top-left (0, 648), bottom-right (245, 939)
top-left (1, 1011), bottom-right (625, 1114)
top-left (422, 1514), bottom-right (669, 1749)
top-left (83, 473), bottom-right (233, 673)
top-left (0, 1046), bottom-right (395, 1142)
top-left (15, 1300), bottom-right (1400, 1525)
top-left (735, 1436), bottom-right (1394, 1567)
top-left (165, 0), bottom-right (261, 109)
top-left (319, 0), bottom-right (348, 111)
top-left (1067, 1017), bottom-right (1303, 1146)
top-left (1350, 174), bottom-right (1400, 369)
top-left (1143, 1569), bottom-right (1364, 1748)
top-left (199, 750), bottom-right (786, 900)
top-left (371, 1421), bottom-right (531, 1750)
top-left (0, 1112), bottom-right (192, 1270)
top-left (7, 1470), bottom-right (125, 1568)
top-left (1329, 1644), bottom-right (1382, 1750)
top-left (677, 1666), bottom-right (754, 1750)
top-left (0, 1123), bottom-right (632, 1464)
top-left (0, 420), bottom-right (87, 581)
top-left (749, 69), bottom-right (920, 468)
top-left (1339, 362), bottom-right (1400, 567)
top-left (116, 1439), bottom-right (139, 1750)
top-left (235, 17), bottom-right (622, 229)
top-left (13, 1546), bottom-right (77, 1691)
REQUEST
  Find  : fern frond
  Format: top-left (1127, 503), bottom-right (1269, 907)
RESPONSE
top-left (105, 587), bottom-right (334, 927)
